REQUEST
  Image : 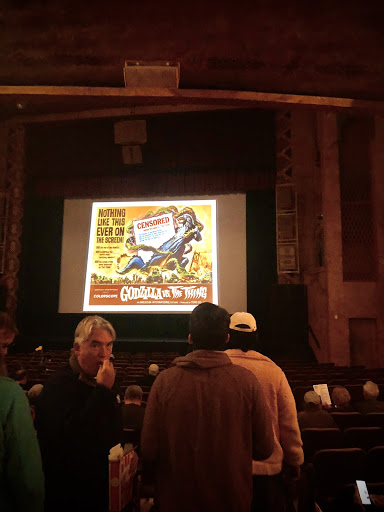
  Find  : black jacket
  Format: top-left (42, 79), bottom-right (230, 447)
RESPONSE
top-left (36, 363), bottom-right (121, 512)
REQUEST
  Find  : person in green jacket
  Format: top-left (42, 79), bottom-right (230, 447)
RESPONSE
top-left (0, 312), bottom-right (45, 512)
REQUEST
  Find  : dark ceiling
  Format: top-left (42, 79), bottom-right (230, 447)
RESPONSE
top-left (1, 0), bottom-right (383, 104)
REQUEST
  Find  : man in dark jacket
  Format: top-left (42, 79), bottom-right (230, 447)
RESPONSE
top-left (122, 385), bottom-right (146, 450)
top-left (355, 381), bottom-right (384, 414)
top-left (141, 302), bottom-right (274, 512)
top-left (297, 391), bottom-right (337, 430)
top-left (136, 364), bottom-right (159, 388)
top-left (36, 316), bottom-right (121, 512)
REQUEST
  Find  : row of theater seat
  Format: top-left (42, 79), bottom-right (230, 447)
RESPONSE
top-left (309, 446), bottom-right (384, 510)
top-left (302, 426), bottom-right (384, 461)
top-left (7, 350), bottom-right (384, 400)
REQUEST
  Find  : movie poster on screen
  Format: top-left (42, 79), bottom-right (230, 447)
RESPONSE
top-left (83, 200), bottom-right (217, 312)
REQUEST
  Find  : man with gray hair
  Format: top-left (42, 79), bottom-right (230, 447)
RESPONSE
top-left (137, 363), bottom-right (159, 388)
top-left (355, 380), bottom-right (384, 414)
top-left (36, 315), bottom-right (121, 512)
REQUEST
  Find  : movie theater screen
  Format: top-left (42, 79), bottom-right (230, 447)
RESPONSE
top-left (59, 195), bottom-right (246, 313)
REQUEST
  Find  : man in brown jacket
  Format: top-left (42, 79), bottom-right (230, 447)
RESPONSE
top-left (141, 302), bottom-right (274, 512)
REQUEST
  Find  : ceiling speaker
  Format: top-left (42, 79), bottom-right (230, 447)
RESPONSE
top-left (124, 60), bottom-right (180, 88)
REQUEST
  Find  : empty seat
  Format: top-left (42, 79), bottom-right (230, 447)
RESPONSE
top-left (343, 427), bottom-right (384, 451)
top-left (365, 413), bottom-right (384, 428)
top-left (366, 446), bottom-right (384, 483)
top-left (313, 448), bottom-right (366, 508)
top-left (301, 428), bottom-right (343, 462)
top-left (330, 412), bottom-right (365, 430)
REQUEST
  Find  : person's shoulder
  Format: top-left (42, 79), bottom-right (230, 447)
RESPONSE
top-left (152, 365), bottom-right (177, 382)
top-left (226, 361), bottom-right (260, 382)
top-left (0, 377), bottom-right (28, 410)
top-left (226, 349), bottom-right (283, 371)
top-left (249, 351), bottom-right (286, 374)
top-left (42, 365), bottom-right (76, 390)
top-left (0, 376), bottom-right (25, 395)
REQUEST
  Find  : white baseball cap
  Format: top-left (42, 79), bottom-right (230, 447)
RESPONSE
top-left (304, 391), bottom-right (321, 405)
top-left (230, 312), bottom-right (257, 332)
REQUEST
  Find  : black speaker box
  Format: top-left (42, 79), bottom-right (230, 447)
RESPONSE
top-left (267, 284), bottom-right (308, 348)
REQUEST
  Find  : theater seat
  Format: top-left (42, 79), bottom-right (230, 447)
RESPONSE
top-left (313, 448), bottom-right (366, 490)
top-left (301, 428), bottom-right (343, 462)
top-left (123, 428), bottom-right (141, 450)
top-left (366, 446), bottom-right (384, 483)
top-left (330, 412), bottom-right (364, 430)
top-left (343, 427), bottom-right (384, 452)
top-left (365, 412), bottom-right (384, 428)
top-left (313, 448), bottom-right (366, 510)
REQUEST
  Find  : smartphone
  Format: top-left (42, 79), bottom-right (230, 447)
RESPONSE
top-left (357, 480), bottom-right (372, 506)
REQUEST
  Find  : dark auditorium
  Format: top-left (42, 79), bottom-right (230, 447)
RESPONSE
top-left (1, 3), bottom-right (384, 512)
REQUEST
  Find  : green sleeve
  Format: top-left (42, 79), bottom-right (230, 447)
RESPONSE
top-left (5, 385), bottom-right (45, 512)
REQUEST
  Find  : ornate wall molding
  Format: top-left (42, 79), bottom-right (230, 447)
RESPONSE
top-left (276, 111), bottom-right (293, 184)
top-left (275, 111), bottom-right (299, 277)
top-left (3, 123), bottom-right (25, 316)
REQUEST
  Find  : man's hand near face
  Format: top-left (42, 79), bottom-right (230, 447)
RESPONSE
top-left (96, 359), bottom-right (115, 390)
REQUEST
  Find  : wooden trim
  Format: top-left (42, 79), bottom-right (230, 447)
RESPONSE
top-left (2, 86), bottom-right (384, 124)
top-left (10, 104), bottom-right (240, 124)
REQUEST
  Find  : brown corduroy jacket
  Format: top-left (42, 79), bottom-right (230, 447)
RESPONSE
top-left (141, 349), bottom-right (274, 512)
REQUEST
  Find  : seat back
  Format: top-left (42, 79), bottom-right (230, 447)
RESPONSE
top-left (313, 448), bottom-right (366, 493)
top-left (365, 413), bottom-right (384, 428)
top-left (123, 428), bottom-right (141, 449)
top-left (330, 412), bottom-right (364, 430)
top-left (366, 446), bottom-right (384, 483)
top-left (343, 427), bottom-right (384, 452)
top-left (301, 428), bottom-right (343, 462)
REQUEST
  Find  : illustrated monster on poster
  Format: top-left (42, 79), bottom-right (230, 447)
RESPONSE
top-left (116, 206), bottom-right (205, 277)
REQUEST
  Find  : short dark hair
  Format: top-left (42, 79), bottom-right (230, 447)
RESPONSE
top-left (189, 302), bottom-right (230, 350)
top-left (227, 329), bottom-right (258, 352)
top-left (9, 367), bottom-right (27, 382)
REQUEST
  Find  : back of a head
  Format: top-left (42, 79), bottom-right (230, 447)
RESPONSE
top-left (8, 367), bottom-right (27, 383)
top-left (74, 315), bottom-right (116, 345)
top-left (124, 385), bottom-right (143, 402)
top-left (148, 364), bottom-right (159, 376)
top-left (227, 311), bottom-right (258, 351)
top-left (331, 386), bottom-right (351, 408)
top-left (189, 302), bottom-right (230, 350)
top-left (304, 390), bottom-right (321, 409)
top-left (364, 380), bottom-right (379, 400)
top-left (28, 384), bottom-right (44, 406)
